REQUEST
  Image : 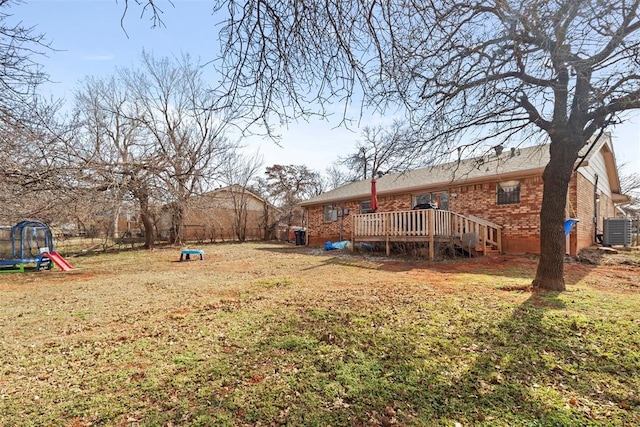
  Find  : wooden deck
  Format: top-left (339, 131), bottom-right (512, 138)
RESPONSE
top-left (352, 209), bottom-right (502, 259)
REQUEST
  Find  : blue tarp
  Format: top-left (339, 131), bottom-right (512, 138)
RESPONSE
top-left (324, 240), bottom-right (351, 251)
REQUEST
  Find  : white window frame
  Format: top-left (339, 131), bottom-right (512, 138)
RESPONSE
top-left (497, 180), bottom-right (521, 205)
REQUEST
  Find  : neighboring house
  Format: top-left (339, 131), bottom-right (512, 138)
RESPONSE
top-left (159, 185), bottom-right (282, 242)
top-left (300, 134), bottom-right (628, 256)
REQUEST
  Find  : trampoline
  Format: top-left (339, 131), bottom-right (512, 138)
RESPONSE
top-left (0, 220), bottom-right (55, 272)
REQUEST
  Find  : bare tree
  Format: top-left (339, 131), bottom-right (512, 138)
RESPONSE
top-left (0, 0), bottom-right (49, 121)
top-left (71, 53), bottom-right (237, 246)
top-left (323, 164), bottom-right (352, 191)
top-left (620, 170), bottom-right (640, 212)
top-left (0, 2), bottom-right (130, 238)
top-left (0, 95), bottom-right (80, 226)
top-left (72, 74), bottom-right (159, 248)
top-left (221, 150), bottom-right (264, 242)
top-left (0, 0), bottom-right (62, 223)
top-left (124, 52), bottom-right (237, 245)
top-left (119, 0), bottom-right (172, 30)
top-left (213, 0), bottom-right (640, 291)
top-left (259, 164), bottom-right (323, 230)
top-left (337, 122), bottom-right (421, 181)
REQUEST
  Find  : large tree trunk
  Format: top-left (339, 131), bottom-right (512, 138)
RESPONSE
top-left (138, 196), bottom-right (155, 249)
top-left (171, 204), bottom-right (185, 245)
top-left (532, 138), bottom-right (581, 291)
top-left (140, 210), bottom-right (155, 249)
top-left (133, 188), bottom-right (155, 249)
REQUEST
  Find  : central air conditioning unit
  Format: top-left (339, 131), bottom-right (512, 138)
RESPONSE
top-left (602, 218), bottom-right (632, 246)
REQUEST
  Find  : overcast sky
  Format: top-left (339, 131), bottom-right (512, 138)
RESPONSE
top-left (13, 0), bottom-right (640, 176)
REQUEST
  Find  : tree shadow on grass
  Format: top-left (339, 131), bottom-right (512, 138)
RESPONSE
top-left (128, 287), bottom-right (638, 426)
top-left (422, 292), bottom-right (573, 424)
top-left (252, 291), bottom-right (635, 425)
top-left (398, 292), bottom-right (638, 425)
top-left (241, 291), bottom-right (636, 425)
top-left (244, 292), bottom-right (591, 425)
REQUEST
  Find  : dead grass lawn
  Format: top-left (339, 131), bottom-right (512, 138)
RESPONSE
top-left (0, 243), bottom-right (638, 426)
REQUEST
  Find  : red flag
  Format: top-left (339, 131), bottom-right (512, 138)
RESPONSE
top-left (371, 178), bottom-right (378, 212)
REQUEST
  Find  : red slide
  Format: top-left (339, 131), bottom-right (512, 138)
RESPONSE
top-left (44, 252), bottom-right (75, 271)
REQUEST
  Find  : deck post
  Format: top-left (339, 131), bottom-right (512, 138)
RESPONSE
top-left (428, 210), bottom-right (435, 260)
top-left (386, 233), bottom-right (390, 256)
top-left (351, 219), bottom-right (355, 250)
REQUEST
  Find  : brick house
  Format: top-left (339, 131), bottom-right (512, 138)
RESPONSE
top-left (300, 134), bottom-right (627, 256)
top-left (159, 185), bottom-right (282, 242)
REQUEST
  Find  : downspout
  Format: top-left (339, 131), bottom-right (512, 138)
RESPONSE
top-left (304, 207), bottom-right (309, 245)
top-left (593, 174), bottom-right (599, 243)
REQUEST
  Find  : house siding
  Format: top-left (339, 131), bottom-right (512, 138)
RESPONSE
top-left (573, 151), bottom-right (618, 253)
top-left (576, 175), bottom-right (615, 249)
top-left (574, 173), bottom-right (595, 251)
top-left (303, 138), bottom-right (623, 255)
top-left (579, 145), bottom-right (613, 195)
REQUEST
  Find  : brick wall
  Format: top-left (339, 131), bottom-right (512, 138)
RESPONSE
top-left (158, 190), bottom-right (278, 242)
top-left (182, 208), bottom-right (266, 241)
top-left (448, 176), bottom-right (544, 254)
top-left (305, 172), bottom-right (612, 255)
top-left (306, 194), bottom-right (414, 246)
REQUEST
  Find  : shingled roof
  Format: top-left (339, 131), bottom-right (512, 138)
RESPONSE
top-left (300, 135), bottom-right (614, 207)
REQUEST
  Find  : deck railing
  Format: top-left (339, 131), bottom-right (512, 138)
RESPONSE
top-left (353, 209), bottom-right (502, 256)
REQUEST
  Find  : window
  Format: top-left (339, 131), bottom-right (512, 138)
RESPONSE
top-left (412, 191), bottom-right (449, 210)
top-left (497, 181), bottom-right (521, 205)
top-left (413, 194), bottom-right (431, 206)
top-left (360, 200), bottom-right (373, 214)
top-left (323, 205), bottom-right (338, 222)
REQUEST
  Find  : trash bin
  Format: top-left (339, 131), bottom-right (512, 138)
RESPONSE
top-left (294, 230), bottom-right (306, 246)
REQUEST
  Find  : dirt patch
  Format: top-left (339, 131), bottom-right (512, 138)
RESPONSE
top-left (576, 246), bottom-right (640, 267)
top-left (314, 246), bottom-right (639, 292)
